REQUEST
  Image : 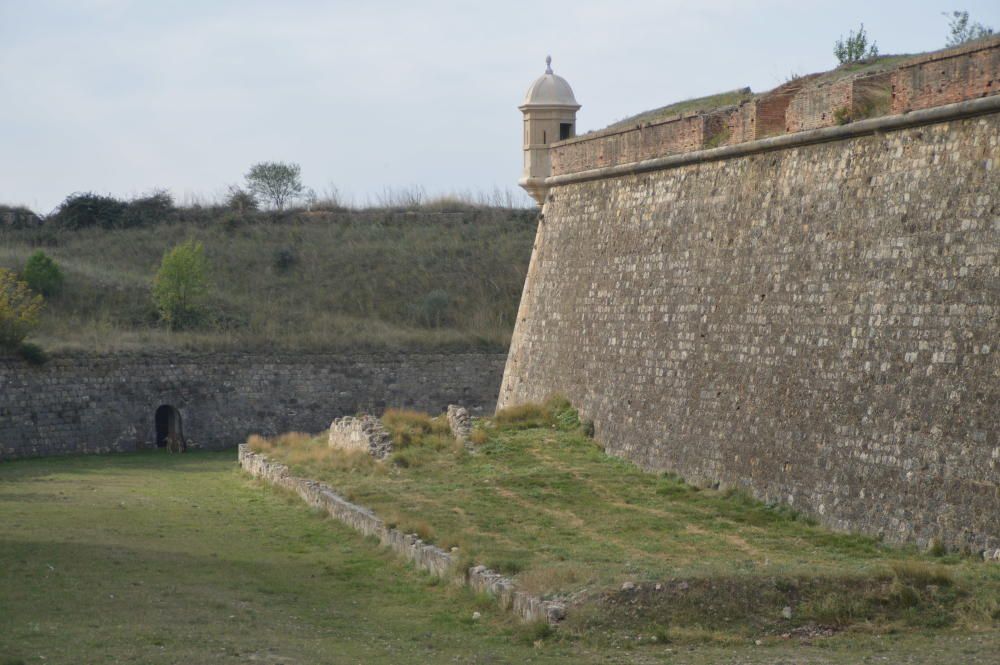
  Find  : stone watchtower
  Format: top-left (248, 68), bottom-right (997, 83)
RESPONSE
top-left (519, 56), bottom-right (580, 205)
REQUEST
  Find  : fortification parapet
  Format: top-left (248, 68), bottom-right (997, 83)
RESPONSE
top-left (543, 37), bottom-right (1000, 181)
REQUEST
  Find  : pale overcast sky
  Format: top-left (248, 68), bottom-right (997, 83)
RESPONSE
top-left (2, 0), bottom-right (998, 212)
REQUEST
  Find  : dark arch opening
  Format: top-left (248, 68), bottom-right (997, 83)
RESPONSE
top-left (155, 405), bottom-right (185, 450)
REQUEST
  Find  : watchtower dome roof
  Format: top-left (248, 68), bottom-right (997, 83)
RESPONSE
top-left (521, 56), bottom-right (580, 109)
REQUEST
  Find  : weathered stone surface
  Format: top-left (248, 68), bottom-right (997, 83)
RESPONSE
top-left (446, 404), bottom-right (472, 444)
top-left (0, 351), bottom-right (505, 460)
top-left (328, 415), bottom-right (393, 459)
top-left (239, 445), bottom-right (566, 623)
top-left (501, 112), bottom-right (1000, 553)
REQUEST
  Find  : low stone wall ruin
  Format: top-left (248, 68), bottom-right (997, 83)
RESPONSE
top-left (328, 415), bottom-right (393, 459)
top-left (238, 444), bottom-right (566, 624)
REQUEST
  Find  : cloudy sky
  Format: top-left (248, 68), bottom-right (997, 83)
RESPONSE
top-left (2, 0), bottom-right (998, 212)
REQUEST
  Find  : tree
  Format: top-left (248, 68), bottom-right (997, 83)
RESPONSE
top-left (0, 268), bottom-right (43, 350)
top-left (944, 11), bottom-right (993, 47)
top-left (834, 23), bottom-right (879, 65)
top-left (244, 162), bottom-right (304, 210)
top-left (152, 240), bottom-right (210, 329)
top-left (22, 250), bottom-right (65, 297)
top-left (225, 185), bottom-right (259, 213)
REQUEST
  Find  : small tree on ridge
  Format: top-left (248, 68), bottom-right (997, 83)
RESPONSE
top-left (245, 162), bottom-right (304, 211)
top-left (834, 23), bottom-right (879, 65)
top-left (944, 11), bottom-right (994, 47)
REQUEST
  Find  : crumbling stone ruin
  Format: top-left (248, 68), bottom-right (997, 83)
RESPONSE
top-left (328, 415), bottom-right (393, 459)
top-left (446, 404), bottom-right (472, 445)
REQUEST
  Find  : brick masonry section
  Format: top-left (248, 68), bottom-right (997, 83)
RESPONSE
top-left (0, 352), bottom-right (506, 460)
top-left (550, 38), bottom-right (1000, 178)
top-left (501, 113), bottom-right (1000, 554)
top-left (892, 38), bottom-right (1000, 113)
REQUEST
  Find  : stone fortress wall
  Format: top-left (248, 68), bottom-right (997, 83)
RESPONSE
top-left (502, 39), bottom-right (1000, 552)
top-left (1, 352), bottom-right (505, 460)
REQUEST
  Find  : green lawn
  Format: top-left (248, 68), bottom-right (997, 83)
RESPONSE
top-left (250, 403), bottom-right (1000, 650)
top-left (2, 448), bottom-right (997, 664)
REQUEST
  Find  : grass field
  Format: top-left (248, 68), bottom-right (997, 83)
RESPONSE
top-left (249, 401), bottom-right (1000, 652)
top-left (0, 207), bottom-right (536, 353)
top-left (2, 449), bottom-right (997, 664)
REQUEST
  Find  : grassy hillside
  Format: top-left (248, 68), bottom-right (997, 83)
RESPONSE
top-left (0, 206), bottom-right (537, 353)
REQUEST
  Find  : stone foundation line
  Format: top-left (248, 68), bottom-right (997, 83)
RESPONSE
top-left (545, 95), bottom-right (1000, 188)
top-left (238, 445), bottom-right (566, 624)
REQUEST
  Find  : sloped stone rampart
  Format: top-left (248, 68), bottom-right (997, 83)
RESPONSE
top-left (239, 445), bottom-right (566, 623)
top-left (328, 415), bottom-right (393, 458)
top-left (501, 110), bottom-right (1000, 554)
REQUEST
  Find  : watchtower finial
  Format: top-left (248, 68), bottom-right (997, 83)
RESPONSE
top-left (545, 55), bottom-right (553, 74)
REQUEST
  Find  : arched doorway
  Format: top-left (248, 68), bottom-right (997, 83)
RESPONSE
top-left (154, 405), bottom-right (185, 451)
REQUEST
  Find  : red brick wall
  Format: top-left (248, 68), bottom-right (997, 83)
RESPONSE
top-left (892, 38), bottom-right (1000, 113)
top-left (551, 115), bottom-right (707, 176)
top-left (547, 39), bottom-right (1000, 177)
top-left (726, 102), bottom-right (757, 144)
top-left (786, 79), bottom-right (854, 132)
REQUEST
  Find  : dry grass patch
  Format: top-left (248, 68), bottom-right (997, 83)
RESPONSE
top-left (248, 432), bottom-right (381, 474)
top-left (382, 408), bottom-right (451, 449)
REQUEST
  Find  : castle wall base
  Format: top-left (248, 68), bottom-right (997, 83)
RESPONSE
top-left (500, 112), bottom-right (1000, 553)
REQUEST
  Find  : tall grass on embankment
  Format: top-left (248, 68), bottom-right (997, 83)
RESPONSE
top-left (0, 206), bottom-right (536, 352)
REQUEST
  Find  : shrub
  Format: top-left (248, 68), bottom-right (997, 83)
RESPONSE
top-left (834, 23), bottom-right (878, 65)
top-left (50, 191), bottom-right (175, 229)
top-left (272, 246), bottom-right (298, 273)
top-left (22, 250), bottom-right (64, 297)
top-left (0, 269), bottom-right (44, 349)
top-left (152, 240), bottom-right (210, 329)
top-left (16, 341), bottom-right (48, 365)
top-left (944, 11), bottom-right (993, 47)
top-left (121, 190), bottom-right (175, 227)
top-left (414, 289), bottom-right (451, 328)
top-left (225, 186), bottom-right (259, 213)
top-left (52, 192), bottom-right (127, 229)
